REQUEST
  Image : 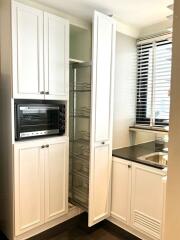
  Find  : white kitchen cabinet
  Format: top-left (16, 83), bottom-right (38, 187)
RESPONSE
top-left (111, 157), bottom-right (132, 225)
top-left (44, 13), bottom-right (69, 100)
top-left (12, 1), bottom-right (44, 99)
top-left (44, 139), bottom-right (68, 222)
top-left (14, 140), bottom-right (45, 235)
top-left (14, 138), bottom-right (68, 236)
top-left (131, 163), bottom-right (167, 240)
top-left (110, 157), bottom-right (167, 240)
top-left (12, 1), bottom-right (69, 100)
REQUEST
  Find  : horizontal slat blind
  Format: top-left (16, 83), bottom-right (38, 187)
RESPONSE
top-left (136, 35), bottom-right (172, 126)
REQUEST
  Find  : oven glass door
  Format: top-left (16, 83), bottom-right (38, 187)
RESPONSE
top-left (17, 105), bottom-right (60, 138)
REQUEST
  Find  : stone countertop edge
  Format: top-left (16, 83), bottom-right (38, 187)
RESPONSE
top-left (112, 141), bottom-right (167, 170)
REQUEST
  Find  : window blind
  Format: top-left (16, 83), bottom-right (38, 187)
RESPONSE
top-left (136, 34), bottom-right (172, 126)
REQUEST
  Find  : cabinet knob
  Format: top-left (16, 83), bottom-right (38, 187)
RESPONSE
top-left (41, 145), bottom-right (45, 148)
top-left (45, 144), bottom-right (49, 148)
top-left (101, 142), bottom-right (105, 145)
top-left (128, 165), bottom-right (131, 169)
top-left (40, 91), bottom-right (44, 94)
top-left (45, 91), bottom-right (49, 95)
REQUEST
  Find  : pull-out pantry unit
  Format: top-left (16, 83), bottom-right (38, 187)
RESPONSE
top-left (69, 11), bottom-right (116, 226)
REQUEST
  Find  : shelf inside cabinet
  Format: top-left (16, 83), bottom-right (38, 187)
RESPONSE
top-left (73, 153), bottom-right (89, 161)
top-left (70, 115), bottom-right (90, 119)
top-left (71, 171), bottom-right (89, 209)
top-left (72, 142), bottom-right (90, 157)
top-left (70, 82), bottom-right (91, 92)
top-left (70, 107), bottom-right (91, 118)
top-left (69, 58), bottom-right (85, 64)
top-left (70, 190), bottom-right (88, 210)
top-left (70, 130), bottom-right (90, 144)
top-left (73, 169), bottom-right (89, 178)
top-left (72, 154), bottom-right (89, 178)
top-left (72, 172), bottom-right (89, 194)
top-left (70, 139), bottom-right (90, 145)
top-left (69, 61), bottom-right (91, 210)
top-left (70, 89), bottom-right (91, 93)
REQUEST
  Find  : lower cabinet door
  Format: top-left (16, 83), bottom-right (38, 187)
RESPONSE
top-left (131, 163), bottom-right (166, 240)
top-left (14, 141), bottom-right (45, 236)
top-left (44, 138), bottom-right (68, 222)
top-left (111, 157), bottom-right (132, 225)
top-left (88, 143), bottom-right (112, 226)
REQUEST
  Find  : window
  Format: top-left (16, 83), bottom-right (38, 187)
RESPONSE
top-left (136, 34), bottom-right (172, 126)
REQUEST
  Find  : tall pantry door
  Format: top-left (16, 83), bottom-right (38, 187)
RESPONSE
top-left (88, 11), bottom-right (116, 226)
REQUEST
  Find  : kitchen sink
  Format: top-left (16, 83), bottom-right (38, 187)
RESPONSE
top-left (139, 152), bottom-right (168, 166)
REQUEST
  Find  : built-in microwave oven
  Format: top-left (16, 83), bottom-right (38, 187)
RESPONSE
top-left (15, 103), bottom-right (66, 140)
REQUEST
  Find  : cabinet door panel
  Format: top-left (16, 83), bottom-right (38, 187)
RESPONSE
top-left (89, 143), bottom-right (112, 226)
top-left (131, 164), bottom-right (166, 240)
top-left (44, 13), bottom-right (69, 100)
top-left (111, 158), bottom-right (131, 225)
top-left (12, 2), bottom-right (44, 99)
top-left (44, 139), bottom-right (68, 222)
top-left (14, 142), bottom-right (44, 236)
top-left (92, 11), bottom-right (116, 142)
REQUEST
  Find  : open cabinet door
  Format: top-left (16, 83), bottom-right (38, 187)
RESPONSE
top-left (88, 11), bottom-right (116, 227)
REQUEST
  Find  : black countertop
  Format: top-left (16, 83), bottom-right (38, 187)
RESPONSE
top-left (112, 141), bottom-right (167, 169)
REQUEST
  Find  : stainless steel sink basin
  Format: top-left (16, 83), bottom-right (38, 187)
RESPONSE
top-left (139, 152), bottom-right (168, 166)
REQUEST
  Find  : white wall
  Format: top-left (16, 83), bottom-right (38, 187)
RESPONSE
top-left (139, 20), bottom-right (172, 38)
top-left (112, 32), bottom-right (167, 149)
top-left (113, 32), bottom-right (136, 149)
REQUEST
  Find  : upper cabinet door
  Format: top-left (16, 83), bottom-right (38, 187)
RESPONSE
top-left (89, 11), bottom-right (116, 227)
top-left (92, 11), bottom-right (116, 143)
top-left (44, 13), bottom-right (69, 100)
top-left (12, 2), bottom-right (44, 99)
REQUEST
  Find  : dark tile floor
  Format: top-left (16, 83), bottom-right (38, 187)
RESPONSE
top-left (30, 214), bottom-right (140, 240)
top-left (0, 214), bottom-right (140, 240)
top-left (44, 225), bottom-right (139, 240)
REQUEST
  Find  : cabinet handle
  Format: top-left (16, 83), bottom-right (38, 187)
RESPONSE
top-left (40, 91), bottom-right (44, 94)
top-left (45, 91), bottom-right (49, 95)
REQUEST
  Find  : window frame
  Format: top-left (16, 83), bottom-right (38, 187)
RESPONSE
top-left (136, 34), bottom-right (172, 127)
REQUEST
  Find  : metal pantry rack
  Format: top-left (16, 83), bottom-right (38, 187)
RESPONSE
top-left (69, 62), bottom-right (91, 210)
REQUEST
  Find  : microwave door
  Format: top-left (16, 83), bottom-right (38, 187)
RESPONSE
top-left (15, 103), bottom-right (65, 140)
top-left (20, 108), bottom-right (59, 131)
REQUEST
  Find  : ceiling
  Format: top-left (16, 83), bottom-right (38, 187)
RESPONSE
top-left (36, 0), bottom-right (173, 29)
